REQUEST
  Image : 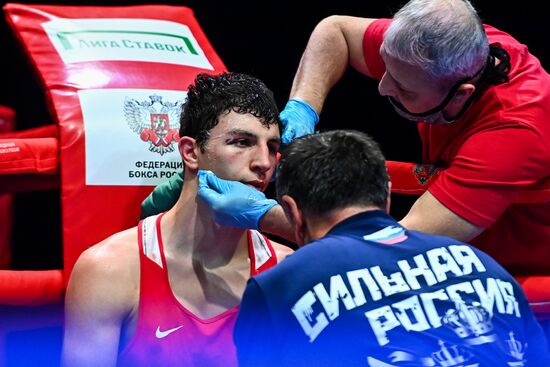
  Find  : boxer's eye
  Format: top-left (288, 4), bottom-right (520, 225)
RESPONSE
top-left (229, 138), bottom-right (252, 147)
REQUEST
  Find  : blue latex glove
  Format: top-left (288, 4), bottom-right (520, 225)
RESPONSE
top-left (279, 99), bottom-right (319, 145)
top-left (197, 170), bottom-right (278, 230)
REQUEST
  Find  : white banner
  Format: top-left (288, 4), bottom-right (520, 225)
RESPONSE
top-left (79, 88), bottom-right (187, 186)
top-left (42, 18), bottom-right (213, 69)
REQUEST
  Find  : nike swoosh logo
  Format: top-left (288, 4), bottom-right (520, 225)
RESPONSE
top-left (155, 325), bottom-right (184, 339)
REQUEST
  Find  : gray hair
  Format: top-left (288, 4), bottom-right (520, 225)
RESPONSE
top-left (381, 0), bottom-right (489, 85)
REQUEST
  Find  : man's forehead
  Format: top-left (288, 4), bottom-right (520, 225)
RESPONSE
top-left (380, 49), bottom-right (434, 90)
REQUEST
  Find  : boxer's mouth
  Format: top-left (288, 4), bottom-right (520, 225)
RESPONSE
top-left (245, 180), bottom-right (267, 191)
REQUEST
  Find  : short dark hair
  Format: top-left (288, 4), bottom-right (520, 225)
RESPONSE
top-left (179, 72), bottom-right (281, 150)
top-left (276, 130), bottom-right (389, 216)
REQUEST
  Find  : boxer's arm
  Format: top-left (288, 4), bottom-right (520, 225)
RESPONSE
top-left (62, 241), bottom-right (135, 367)
top-left (399, 191), bottom-right (484, 241)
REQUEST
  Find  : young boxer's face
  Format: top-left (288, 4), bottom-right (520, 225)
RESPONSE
top-left (198, 110), bottom-right (280, 192)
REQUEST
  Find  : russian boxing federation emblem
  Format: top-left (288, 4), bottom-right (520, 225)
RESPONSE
top-left (413, 164), bottom-right (439, 185)
top-left (124, 95), bottom-right (183, 155)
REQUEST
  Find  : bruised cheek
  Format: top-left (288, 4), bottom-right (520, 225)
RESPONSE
top-left (197, 150), bottom-right (224, 173)
top-left (206, 150), bottom-right (248, 179)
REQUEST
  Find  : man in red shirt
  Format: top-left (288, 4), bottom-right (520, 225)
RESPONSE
top-left (61, 72), bottom-right (292, 367)
top-left (185, 0), bottom-right (550, 277)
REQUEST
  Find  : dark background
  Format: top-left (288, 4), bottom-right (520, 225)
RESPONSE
top-left (0, 0), bottom-right (548, 266)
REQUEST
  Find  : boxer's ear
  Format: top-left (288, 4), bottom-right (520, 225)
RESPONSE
top-left (179, 137), bottom-right (199, 171)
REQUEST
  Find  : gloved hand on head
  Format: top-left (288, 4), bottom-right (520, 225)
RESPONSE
top-left (197, 170), bottom-right (279, 230)
top-left (280, 99), bottom-right (319, 145)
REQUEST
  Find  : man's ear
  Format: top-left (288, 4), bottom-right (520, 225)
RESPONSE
top-left (179, 137), bottom-right (199, 172)
top-left (280, 194), bottom-right (306, 246)
top-left (452, 83), bottom-right (476, 106)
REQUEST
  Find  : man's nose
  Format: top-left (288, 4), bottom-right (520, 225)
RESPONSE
top-left (251, 144), bottom-right (273, 173)
top-left (378, 72), bottom-right (395, 97)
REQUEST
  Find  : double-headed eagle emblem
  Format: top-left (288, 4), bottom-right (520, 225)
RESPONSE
top-left (124, 95), bottom-right (183, 155)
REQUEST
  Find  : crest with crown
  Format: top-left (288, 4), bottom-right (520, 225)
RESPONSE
top-left (430, 340), bottom-right (477, 367)
top-left (506, 331), bottom-right (527, 365)
top-left (125, 94), bottom-right (183, 155)
top-left (442, 300), bottom-right (493, 339)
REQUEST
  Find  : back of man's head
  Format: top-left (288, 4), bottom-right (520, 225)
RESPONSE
top-left (382, 0), bottom-right (489, 84)
top-left (276, 130), bottom-right (389, 218)
top-left (179, 72), bottom-right (281, 151)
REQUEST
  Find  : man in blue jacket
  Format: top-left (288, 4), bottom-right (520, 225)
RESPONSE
top-left (222, 130), bottom-right (550, 366)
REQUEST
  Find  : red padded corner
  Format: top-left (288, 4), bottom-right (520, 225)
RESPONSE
top-left (0, 137), bottom-right (58, 174)
top-left (0, 124), bottom-right (59, 177)
top-left (4, 3), bottom-right (228, 284)
top-left (516, 276), bottom-right (550, 320)
top-left (0, 270), bottom-right (64, 306)
top-left (0, 106), bottom-right (15, 269)
top-left (0, 124), bottom-right (58, 139)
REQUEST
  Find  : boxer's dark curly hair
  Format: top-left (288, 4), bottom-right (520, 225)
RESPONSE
top-left (179, 72), bottom-right (281, 150)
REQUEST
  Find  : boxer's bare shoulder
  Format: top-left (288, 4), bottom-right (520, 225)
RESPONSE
top-left (73, 227), bottom-right (139, 290)
top-left (271, 240), bottom-right (294, 262)
top-left (82, 227), bottom-right (140, 267)
top-left (62, 226), bottom-right (141, 366)
top-left (65, 227), bottom-right (140, 332)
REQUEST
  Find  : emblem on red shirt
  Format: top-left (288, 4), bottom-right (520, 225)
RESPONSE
top-left (413, 164), bottom-right (439, 185)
